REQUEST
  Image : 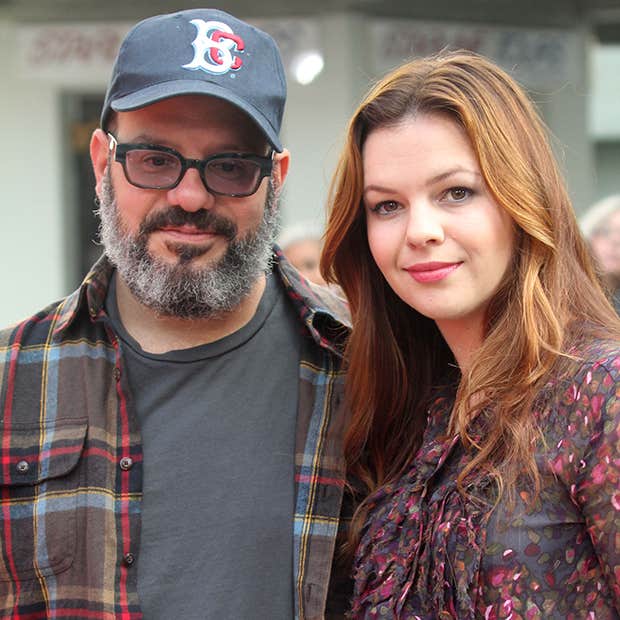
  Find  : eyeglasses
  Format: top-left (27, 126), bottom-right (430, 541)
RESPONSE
top-left (107, 133), bottom-right (274, 197)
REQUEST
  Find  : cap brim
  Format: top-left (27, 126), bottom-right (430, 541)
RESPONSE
top-left (110, 80), bottom-right (283, 152)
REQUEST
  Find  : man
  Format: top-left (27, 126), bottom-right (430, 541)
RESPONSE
top-left (0, 9), bottom-right (350, 619)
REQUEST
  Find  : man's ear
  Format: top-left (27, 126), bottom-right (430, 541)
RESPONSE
top-left (272, 148), bottom-right (290, 191)
top-left (90, 128), bottom-right (111, 196)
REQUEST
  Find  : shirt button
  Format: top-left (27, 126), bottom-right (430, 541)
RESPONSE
top-left (119, 457), bottom-right (133, 471)
top-left (16, 460), bottom-right (30, 474)
top-left (113, 367), bottom-right (121, 381)
top-left (123, 552), bottom-right (136, 566)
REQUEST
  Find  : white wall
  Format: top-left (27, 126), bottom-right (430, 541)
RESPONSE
top-left (590, 44), bottom-right (620, 140)
top-left (279, 14), bottom-right (366, 230)
top-left (594, 143), bottom-right (620, 202)
top-left (1, 21), bottom-right (124, 326)
top-left (589, 44), bottom-right (620, 205)
top-left (540, 24), bottom-right (594, 215)
top-left (1, 22), bottom-right (66, 326)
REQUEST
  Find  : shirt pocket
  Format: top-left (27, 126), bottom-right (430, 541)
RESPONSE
top-left (0, 420), bottom-right (87, 581)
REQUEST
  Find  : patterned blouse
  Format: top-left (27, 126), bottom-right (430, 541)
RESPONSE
top-left (350, 338), bottom-right (620, 619)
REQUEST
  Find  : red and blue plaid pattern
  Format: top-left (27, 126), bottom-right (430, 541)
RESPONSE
top-left (0, 249), bottom-right (351, 619)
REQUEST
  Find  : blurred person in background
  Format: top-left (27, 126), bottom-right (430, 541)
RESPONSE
top-left (279, 220), bottom-right (327, 285)
top-left (580, 194), bottom-right (620, 314)
top-left (321, 50), bottom-right (620, 618)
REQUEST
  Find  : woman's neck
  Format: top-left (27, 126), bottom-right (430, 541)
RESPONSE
top-left (435, 316), bottom-right (484, 374)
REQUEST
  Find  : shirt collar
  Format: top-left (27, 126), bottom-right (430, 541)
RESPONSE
top-left (52, 254), bottom-right (113, 336)
top-left (273, 245), bottom-right (350, 357)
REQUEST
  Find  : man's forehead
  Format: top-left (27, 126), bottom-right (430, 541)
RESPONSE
top-left (113, 95), bottom-right (267, 145)
top-left (122, 94), bottom-right (255, 122)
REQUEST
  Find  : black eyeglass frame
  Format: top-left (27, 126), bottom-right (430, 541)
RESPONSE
top-left (107, 133), bottom-right (274, 197)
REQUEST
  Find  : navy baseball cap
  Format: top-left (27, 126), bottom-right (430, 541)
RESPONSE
top-left (101, 8), bottom-right (286, 152)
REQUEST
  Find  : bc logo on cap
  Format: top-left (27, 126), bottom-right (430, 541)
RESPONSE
top-left (183, 19), bottom-right (245, 75)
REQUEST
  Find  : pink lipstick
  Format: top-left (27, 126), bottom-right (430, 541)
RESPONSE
top-left (405, 261), bottom-right (461, 283)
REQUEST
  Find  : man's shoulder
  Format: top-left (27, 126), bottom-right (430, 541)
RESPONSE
top-left (304, 279), bottom-right (350, 323)
top-left (272, 248), bottom-right (350, 358)
top-left (0, 298), bottom-right (69, 348)
top-left (273, 246), bottom-right (350, 326)
top-left (0, 256), bottom-right (114, 351)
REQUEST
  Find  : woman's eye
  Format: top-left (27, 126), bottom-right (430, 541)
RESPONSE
top-left (371, 201), bottom-right (400, 215)
top-left (444, 187), bottom-right (472, 202)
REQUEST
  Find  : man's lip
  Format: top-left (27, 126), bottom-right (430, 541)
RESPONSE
top-left (156, 226), bottom-right (218, 239)
top-left (405, 261), bottom-right (462, 283)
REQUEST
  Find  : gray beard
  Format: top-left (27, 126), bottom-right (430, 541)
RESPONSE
top-left (96, 172), bottom-right (280, 319)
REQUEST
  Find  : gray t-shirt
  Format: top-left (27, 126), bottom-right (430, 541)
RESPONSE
top-left (105, 272), bottom-right (300, 619)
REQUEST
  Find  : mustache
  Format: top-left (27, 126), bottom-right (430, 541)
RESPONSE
top-left (138, 206), bottom-right (237, 241)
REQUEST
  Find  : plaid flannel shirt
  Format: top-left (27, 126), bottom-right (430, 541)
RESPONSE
top-left (0, 248), bottom-right (351, 620)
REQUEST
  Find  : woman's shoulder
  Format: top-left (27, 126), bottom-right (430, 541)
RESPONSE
top-left (536, 336), bottom-right (619, 441)
top-left (567, 336), bottom-right (620, 387)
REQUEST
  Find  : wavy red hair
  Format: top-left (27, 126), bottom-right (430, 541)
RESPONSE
top-left (321, 50), bottom-right (620, 547)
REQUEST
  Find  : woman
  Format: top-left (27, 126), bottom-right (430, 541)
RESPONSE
top-left (321, 51), bottom-right (620, 618)
top-left (580, 194), bottom-right (620, 314)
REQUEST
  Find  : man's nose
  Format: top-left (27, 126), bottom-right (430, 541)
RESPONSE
top-left (165, 166), bottom-right (214, 212)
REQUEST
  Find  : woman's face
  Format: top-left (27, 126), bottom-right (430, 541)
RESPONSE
top-left (362, 113), bottom-right (515, 341)
top-left (590, 209), bottom-right (620, 282)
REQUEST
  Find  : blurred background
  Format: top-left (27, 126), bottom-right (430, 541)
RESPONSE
top-left (1, 0), bottom-right (619, 324)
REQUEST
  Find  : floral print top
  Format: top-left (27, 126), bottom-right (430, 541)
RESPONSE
top-left (350, 338), bottom-right (620, 619)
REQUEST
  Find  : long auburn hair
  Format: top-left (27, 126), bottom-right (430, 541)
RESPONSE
top-left (321, 50), bottom-right (620, 546)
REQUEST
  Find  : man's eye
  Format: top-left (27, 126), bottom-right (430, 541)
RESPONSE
top-left (210, 160), bottom-right (252, 179)
top-left (140, 152), bottom-right (178, 169)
